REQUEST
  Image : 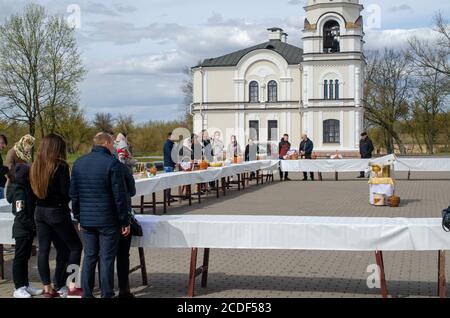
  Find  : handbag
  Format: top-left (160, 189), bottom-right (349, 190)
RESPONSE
top-left (442, 207), bottom-right (450, 232)
top-left (129, 210), bottom-right (143, 237)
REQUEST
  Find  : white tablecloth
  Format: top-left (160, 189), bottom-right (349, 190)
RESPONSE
top-left (369, 184), bottom-right (395, 205)
top-left (135, 160), bottom-right (279, 197)
top-left (2, 214), bottom-right (450, 251)
top-left (280, 155), bottom-right (450, 173)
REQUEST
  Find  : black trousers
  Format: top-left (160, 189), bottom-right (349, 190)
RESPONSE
top-left (303, 155), bottom-right (314, 180)
top-left (116, 234), bottom-right (132, 292)
top-left (279, 158), bottom-right (288, 180)
top-left (35, 206), bottom-right (83, 288)
top-left (13, 236), bottom-right (34, 289)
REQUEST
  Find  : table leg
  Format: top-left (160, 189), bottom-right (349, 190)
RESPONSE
top-left (198, 184), bottom-right (201, 204)
top-left (216, 180), bottom-right (220, 198)
top-left (408, 171), bottom-right (411, 180)
top-left (0, 244), bottom-right (4, 280)
top-left (188, 185), bottom-right (192, 206)
top-left (222, 178), bottom-right (226, 196)
top-left (438, 250), bottom-right (446, 298)
top-left (152, 193), bottom-right (156, 215)
top-left (163, 190), bottom-right (167, 214)
top-left (257, 170), bottom-right (260, 185)
top-left (188, 248), bottom-right (198, 298)
top-left (140, 195), bottom-right (144, 214)
top-left (318, 172), bottom-right (323, 181)
top-left (138, 247), bottom-right (148, 286)
top-left (201, 248), bottom-right (210, 288)
top-left (242, 174), bottom-right (245, 190)
top-left (335, 172), bottom-right (339, 181)
top-left (375, 251), bottom-right (388, 298)
top-left (237, 174), bottom-right (241, 191)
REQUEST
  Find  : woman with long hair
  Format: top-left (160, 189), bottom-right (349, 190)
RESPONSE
top-left (30, 134), bottom-right (83, 298)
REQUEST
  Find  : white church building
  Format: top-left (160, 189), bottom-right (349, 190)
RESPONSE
top-left (191, 0), bottom-right (366, 156)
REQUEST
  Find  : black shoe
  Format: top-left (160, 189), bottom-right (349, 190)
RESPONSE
top-left (357, 175), bottom-right (365, 179)
top-left (284, 177), bottom-right (292, 181)
top-left (302, 178), bottom-right (308, 181)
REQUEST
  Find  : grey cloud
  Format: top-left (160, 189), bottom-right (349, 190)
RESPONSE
top-left (113, 3), bottom-right (137, 14)
top-left (288, 0), bottom-right (304, 6)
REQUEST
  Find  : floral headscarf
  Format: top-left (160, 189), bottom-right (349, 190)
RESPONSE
top-left (14, 134), bottom-right (35, 163)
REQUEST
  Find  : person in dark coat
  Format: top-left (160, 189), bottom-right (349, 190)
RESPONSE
top-left (115, 161), bottom-right (136, 298)
top-left (0, 134), bottom-right (9, 199)
top-left (70, 132), bottom-right (130, 298)
top-left (300, 133), bottom-right (314, 181)
top-left (7, 163), bottom-right (43, 298)
top-left (278, 134), bottom-right (291, 181)
top-left (358, 132), bottom-right (374, 178)
top-left (163, 132), bottom-right (177, 173)
top-left (201, 130), bottom-right (216, 190)
top-left (245, 138), bottom-right (260, 179)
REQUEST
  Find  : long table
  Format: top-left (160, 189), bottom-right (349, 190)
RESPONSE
top-left (133, 160), bottom-right (279, 214)
top-left (2, 213), bottom-right (448, 298)
top-left (280, 155), bottom-right (450, 180)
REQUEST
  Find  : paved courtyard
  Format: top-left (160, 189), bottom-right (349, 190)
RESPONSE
top-left (1, 171), bottom-right (450, 298)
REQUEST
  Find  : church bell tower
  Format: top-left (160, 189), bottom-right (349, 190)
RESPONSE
top-left (301, 0), bottom-right (365, 153)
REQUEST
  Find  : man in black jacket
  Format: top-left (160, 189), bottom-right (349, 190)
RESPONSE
top-left (70, 132), bottom-right (130, 298)
top-left (300, 134), bottom-right (314, 181)
top-left (358, 132), bottom-right (374, 178)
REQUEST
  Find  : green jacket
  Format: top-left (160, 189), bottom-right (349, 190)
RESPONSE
top-left (6, 182), bottom-right (36, 239)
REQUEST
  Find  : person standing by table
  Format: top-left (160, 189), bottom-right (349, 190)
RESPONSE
top-left (70, 132), bottom-right (130, 298)
top-left (212, 131), bottom-right (225, 161)
top-left (0, 134), bottom-right (9, 199)
top-left (358, 132), bottom-right (374, 178)
top-left (163, 132), bottom-right (177, 201)
top-left (245, 138), bottom-right (260, 180)
top-left (227, 135), bottom-right (242, 160)
top-left (7, 163), bottom-right (43, 298)
top-left (31, 134), bottom-right (83, 298)
top-left (201, 130), bottom-right (216, 190)
top-left (278, 134), bottom-right (291, 181)
top-left (300, 133), bottom-right (314, 181)
top-left (115, 142), bottom-right (137, 298)
top-left (6, 134), bottom-right (35, 184)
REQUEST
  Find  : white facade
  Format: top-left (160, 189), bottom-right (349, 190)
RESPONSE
top-left (192, 0), bottom-right (365, 155)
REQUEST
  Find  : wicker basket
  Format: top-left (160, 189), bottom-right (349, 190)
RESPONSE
top-left (388, 195), bottom-right (401, 208)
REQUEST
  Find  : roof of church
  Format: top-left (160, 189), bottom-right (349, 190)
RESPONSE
top-left (194, 40), bottom-right (303, 68)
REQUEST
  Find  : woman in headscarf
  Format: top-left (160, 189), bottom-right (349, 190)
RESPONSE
top-left (6, 134), bottom-right (35, 182)
top-left (227, 135), bottom-right (242, 160)
top-left (114, 133), bottom-right (137, 171)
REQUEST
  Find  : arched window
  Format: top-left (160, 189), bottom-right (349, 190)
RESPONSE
top-left (328, 79), bottom-right (334, 100)
top-left (335, 80), bottom-right (340, 99)
top-left (249, 81), bottom-right (259, 103)
top-left (323, 80), bottom-right (328, 99)
top-left (267, 80), bottom-right (278, 102)
top-left (323, 119), bottom-right (340, 144)
top-left (323, 20), bottom-right (340, 53)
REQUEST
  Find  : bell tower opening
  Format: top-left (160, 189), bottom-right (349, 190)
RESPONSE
top-left (323, 20), bottom-right (340, 53)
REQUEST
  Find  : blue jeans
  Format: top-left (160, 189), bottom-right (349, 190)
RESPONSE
top-left (164, 166), bottom-right (174, 173)
top-left (0, 187), bottom-right (4, 199)
top-left (81, 226), bottom-right (120, 298)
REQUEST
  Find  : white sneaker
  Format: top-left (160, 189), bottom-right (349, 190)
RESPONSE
top-left (57, 286), bottom-right (69, 298)
top-left (26, 284), bottom-right (43, 296)
top-left (13, 286), bottom-right (31, 298)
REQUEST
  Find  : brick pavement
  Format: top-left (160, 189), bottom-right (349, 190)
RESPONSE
top-left (1, 171), bottom-right (450, 298)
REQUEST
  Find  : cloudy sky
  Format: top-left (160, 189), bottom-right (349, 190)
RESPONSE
top-left (0, 0), bottom-right (449, 122)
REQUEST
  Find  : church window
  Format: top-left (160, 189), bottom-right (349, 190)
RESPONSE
top-left (323, 119), bottom-right (340, 144)
top-left (328, 80), bottom-right (334, 100)
top-left (268, 80), bottom-right (278, 102)
top-left (323, 20), bottom-right (340, 53)
top-left (335, 80), bottom-right (340, 99)
top-left (249, 81), bottom-right (259, 103)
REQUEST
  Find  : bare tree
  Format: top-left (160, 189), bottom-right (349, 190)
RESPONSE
top-left (364, 49), bottom-right (412, 154)
top-left (410, 67), bottom-right (450, 154)
top-left (115, 114), bottom-right (134, 135)
top-left (93, 112), bottom-right (115, 133)
top-left (409, 12), bottom-right (450, 77)
top-left (0, 3), bottom-right (85, 137)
